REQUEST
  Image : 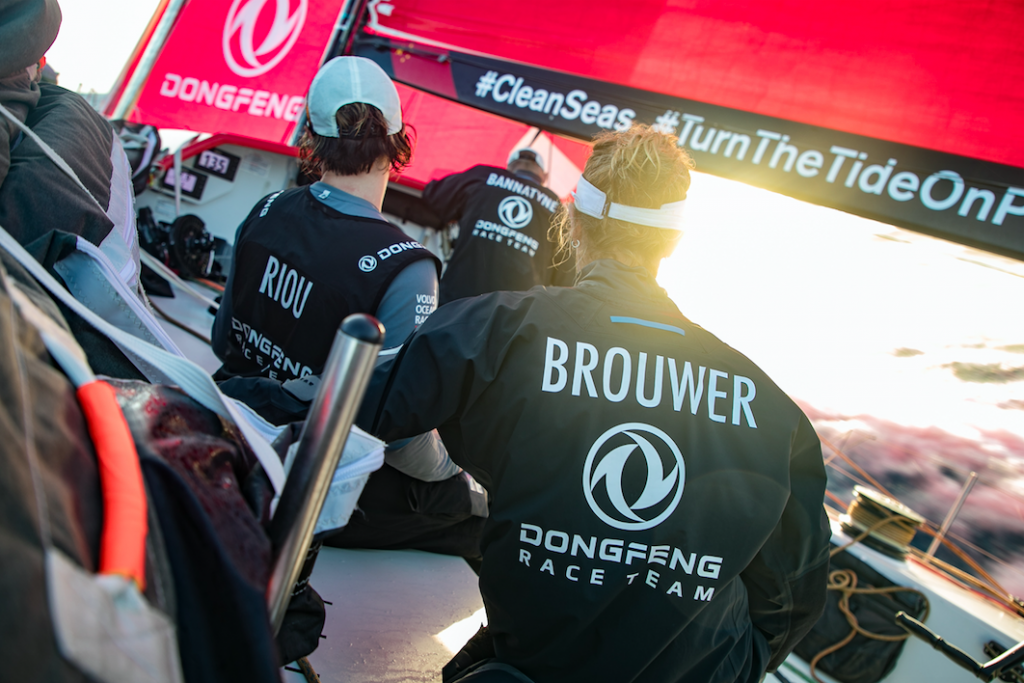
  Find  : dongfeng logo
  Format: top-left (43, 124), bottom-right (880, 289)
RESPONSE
top-left (358, 255), bottom-right (377, 272)
top-left (223, 0), bottom-right (308, 78)
top-left (497, 196), bottom-right (533, 229)
top-left (583, 423), bottom-right (685, 531)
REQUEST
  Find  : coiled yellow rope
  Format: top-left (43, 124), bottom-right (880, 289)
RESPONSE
top-left (810, 514), bottom-right (930, 683)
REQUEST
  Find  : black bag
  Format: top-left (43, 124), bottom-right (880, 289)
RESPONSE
top-left (0, 250), bottom-right (285, 682)
top-left (0, 246), bottom-right (106, 683)
top-left (112, 378), bottom-right (281, 683)
top-left (793, 548), bottom-right (928, 683)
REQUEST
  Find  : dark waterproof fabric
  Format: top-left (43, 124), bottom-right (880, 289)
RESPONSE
top-left (0, 0), bottom-right (59, 187)
top-left (0, 0), bottom-right (60, 77)
top-left (422, 165), bottom-right (572, 305)
top-left (219, 374), bottom-right (311, 425)
top-left (0, 83), bottom-right (143, 380)
top-left (324, 464), bottom-right (486, 559)
top-left (793, 548), bottom-right (927, 683)
top-left (275, 542), bottom-right (327, 664)
top-left (443, 625), bottom-right (497, 682)
top-left (0, 84), bottom-right (116, 260)
top-left (111, 379), bottom-right (281, 683)
top-left (0, 251), bottom-right (178, 681)
top-left (371, 259), bottom-right (832, 683)
top-left (0, 242), bottom-right (102, 683)
top-left (212, 186), bottom-right (439, 381)
top-left (0, 71), bottom-right (40, 188)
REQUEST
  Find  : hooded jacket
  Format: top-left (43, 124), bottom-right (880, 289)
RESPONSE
top-left (371, 259), bottom-right (831, 683)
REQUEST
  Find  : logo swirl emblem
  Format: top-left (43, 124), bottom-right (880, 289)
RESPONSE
top-left (223, 0), bottom-right (308, 78)
top-left (583, 423), bottom-right (685, 531)
top-left (358, 255), bottom-right (377, 272)
top-left (497, 196), bottom-right (533, 229)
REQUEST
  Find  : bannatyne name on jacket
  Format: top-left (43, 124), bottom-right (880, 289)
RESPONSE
top-left (541, 337), bottom-right (757, 428)
top-left (518, 522), bottom-right (723, 602)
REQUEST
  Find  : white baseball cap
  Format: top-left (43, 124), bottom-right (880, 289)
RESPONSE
top-left (508, 147), bottom-right (547, 173)
top-left (307, 56), bottom-right (403, 137)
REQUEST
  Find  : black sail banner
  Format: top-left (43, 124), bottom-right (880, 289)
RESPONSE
top-left (356, 38), bottom-right (1024, 260)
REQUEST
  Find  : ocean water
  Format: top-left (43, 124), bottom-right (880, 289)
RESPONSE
top-left (659, 172), bottom-right (1024, 596)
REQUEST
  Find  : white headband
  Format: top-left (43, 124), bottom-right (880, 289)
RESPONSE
top-left (571, 175), bottom-right (686, 231)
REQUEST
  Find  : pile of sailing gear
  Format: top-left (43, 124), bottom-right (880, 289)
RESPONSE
top-left (0, 49), bottom-right (382, 678)
top-left (0, 245), bottom-right (281, 682)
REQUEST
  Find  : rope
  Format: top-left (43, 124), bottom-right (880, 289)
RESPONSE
top-left (297, 656), bottom-right (320, 683)
top-left (831, 513), bottom-right (918, 558)
top-left (809, 568), bottom-right (930, 683)
top-left (148, 297), bottom-right (212, 344)
top-left (819, 435), bottom-right (897, 500)
top-left (910, 541), bottom-right (1024, 618)
top-left (846, 499), bottom-right (919, 551)
top-left (809, 514), bottom-right (931, 683)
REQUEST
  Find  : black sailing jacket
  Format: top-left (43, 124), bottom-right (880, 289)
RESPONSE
top-left (423, 165), bottom-right (573, 305)
top-left (371, 259), bottom-right (831, 683)
top-left (212, 187), bottom-right (438, 381)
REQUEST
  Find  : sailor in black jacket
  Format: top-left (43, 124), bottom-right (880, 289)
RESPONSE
top-left (212, 58), bottom-right (482, 543)
top-left (368, 126), bottom-right (830, 683)
top-left (213, 57), bottom-right (439, 383)
top-left (422, 148), bottom-right (573, 305)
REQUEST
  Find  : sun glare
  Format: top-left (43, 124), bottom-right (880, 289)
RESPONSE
top-left (659, 172), bottom-right (1024, 437)
top-left (434, 608), bottom-right (488, 655)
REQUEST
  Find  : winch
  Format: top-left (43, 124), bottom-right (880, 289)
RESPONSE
top-left (840, 486), bottom-right (925, 558)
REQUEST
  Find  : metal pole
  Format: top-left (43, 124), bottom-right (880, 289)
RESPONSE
top-left (926, 471), bottom-right (979, 557)
top-left (337, 0), bottom-right (372, 59)
top-left (110, 0), bottom-right (190, 121)
top-left (265, 313), bottom-right (384, 634)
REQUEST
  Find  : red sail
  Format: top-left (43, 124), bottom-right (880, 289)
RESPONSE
top-left (394, 83), bottom-right (590, 199)
top-left (363, 0), bottom-right (1024, 169)
top-left (123, 0), bottom-right (345, 143)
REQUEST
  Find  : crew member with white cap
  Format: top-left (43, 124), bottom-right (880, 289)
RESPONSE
top-left (213, 58), bottom-right (486, 559)
top-left (423, 146), bottom-right (573, 305)
top-left (213, 56), bottom-right (440, 384)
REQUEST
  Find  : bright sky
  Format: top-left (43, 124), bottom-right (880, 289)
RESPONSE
top-left (45, 0), bottom-right (163, 94)
top-left (659, 173), bottom-right (1024, 444)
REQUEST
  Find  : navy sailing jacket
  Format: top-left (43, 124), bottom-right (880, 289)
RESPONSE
top-left (212, 187), bottom-right (438, 380)
top-left (423, 165), bottom-right (573, 305)
top-left (370, 259), bottom-right (831, 683)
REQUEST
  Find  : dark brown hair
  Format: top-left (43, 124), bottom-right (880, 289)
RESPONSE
top-left (299, 102), bottom-right (413, 177)
top-left (551, 125), bottom-right (694, 271)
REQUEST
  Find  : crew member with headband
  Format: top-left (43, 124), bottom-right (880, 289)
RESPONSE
top-left (362, 125), bottom-right (830, 683)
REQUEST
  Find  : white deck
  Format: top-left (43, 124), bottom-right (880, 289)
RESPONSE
top-left (281, 534), bottom-right (1024, 683)
top-left (284, 548), bottom-right (485, 683)
top-left (148, 272), bottom-right (221, 374)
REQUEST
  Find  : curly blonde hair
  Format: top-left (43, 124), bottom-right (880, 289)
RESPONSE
top-left (551, 125), bottom-right (694, 273)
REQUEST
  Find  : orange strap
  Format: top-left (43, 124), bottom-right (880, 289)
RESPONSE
top-left (76, 381), bottom-right (147, 589)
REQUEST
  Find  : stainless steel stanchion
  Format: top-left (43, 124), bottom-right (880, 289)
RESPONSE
top-left (266, 313), bottom-right (384, 634)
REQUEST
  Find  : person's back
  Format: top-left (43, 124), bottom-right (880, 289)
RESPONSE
top-left (376, 267), bottom-right (829, 682)
top-left (212, 56), bottom-right (439, 383)
top-left (423, 150), bottom-right (570, 305)
top-left (212, 57), bottom-right (484, 564)
top-left (212, 184), bottom-right (434, 381)
top-left (368, 126), bottom-right (830, 682)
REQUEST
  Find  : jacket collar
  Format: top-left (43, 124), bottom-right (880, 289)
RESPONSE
top-left (573, 259), bottom-right (688, 323)
top-left (575, 259), bottom-right (666, 299)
